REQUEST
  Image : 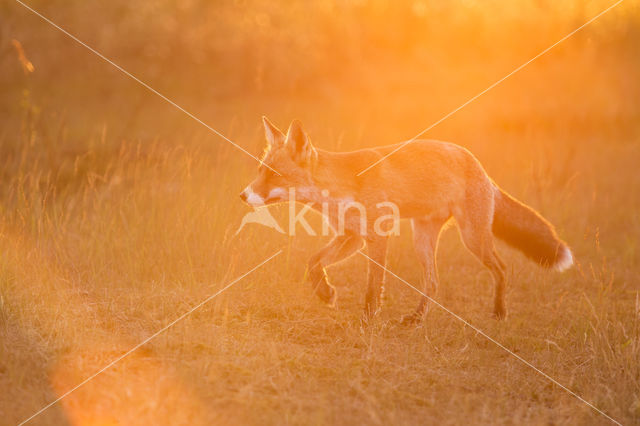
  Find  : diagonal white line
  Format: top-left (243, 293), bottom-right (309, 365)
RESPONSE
top-left (357, 250), bottom-right (621, 425)
top-left (18, 249), bottom-right (282, 426)
top-left (13, 0), bottom-right (281, 175)
top-left (356, 0), bottom-right (625, 176)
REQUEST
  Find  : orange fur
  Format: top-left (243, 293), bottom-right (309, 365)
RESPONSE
top-left (240, 117), bottom-right (573, 322)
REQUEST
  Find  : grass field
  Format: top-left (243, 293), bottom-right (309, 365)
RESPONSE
top-left (1, 1), bottom-right (640, 425)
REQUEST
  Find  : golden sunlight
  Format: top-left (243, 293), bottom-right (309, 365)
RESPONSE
top-left (1, 0), bottom-right (638, 424)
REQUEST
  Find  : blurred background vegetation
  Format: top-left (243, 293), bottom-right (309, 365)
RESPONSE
top-left (2, 0), bottom-right (639, 140)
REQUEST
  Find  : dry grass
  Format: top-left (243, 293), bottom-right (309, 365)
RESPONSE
top-left (1, 1), bottom-right (640, 425)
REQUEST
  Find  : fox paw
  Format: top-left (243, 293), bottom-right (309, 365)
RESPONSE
top-left (400, 313), bottom-right (424, 326)
top-left (314, 283), bottom-right (337, 307)
top-left (493, 306), bottom-right (507, 320)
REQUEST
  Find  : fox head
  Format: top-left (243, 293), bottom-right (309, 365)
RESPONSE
top-left (240, 117), bottom-right (318, 207)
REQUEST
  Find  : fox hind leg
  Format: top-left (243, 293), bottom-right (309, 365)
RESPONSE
top-left (457, 211), bottom-right (508, 319)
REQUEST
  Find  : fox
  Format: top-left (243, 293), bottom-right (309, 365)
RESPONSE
top-left (240, 116), bottom-right (573, 323)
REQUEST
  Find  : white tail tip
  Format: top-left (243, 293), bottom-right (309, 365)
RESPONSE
top-left (554, 246), bottom-right (573, 272)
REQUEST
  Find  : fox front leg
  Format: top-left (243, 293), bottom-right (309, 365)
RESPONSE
top-left (362, 236), bottom-right (389, 320)
top-left (306, 234), bottom-right (364, 307)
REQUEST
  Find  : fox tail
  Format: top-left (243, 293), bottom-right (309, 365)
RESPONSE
top-left (492, 186), bottom-right (573, 271)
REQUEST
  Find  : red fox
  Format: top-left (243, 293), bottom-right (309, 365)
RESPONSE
top-left (240, 117), bottom-right (573, 323)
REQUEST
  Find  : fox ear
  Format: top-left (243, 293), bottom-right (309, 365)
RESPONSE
top-left (262, 116), bottom-right (285, 147)
top-left (286, 119), bottom-right (317, 165)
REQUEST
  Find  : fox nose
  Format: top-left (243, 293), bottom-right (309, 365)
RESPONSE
top-left (239, 189), bottom-right (248, 202)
